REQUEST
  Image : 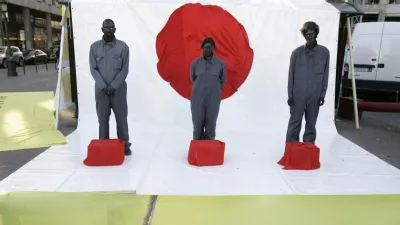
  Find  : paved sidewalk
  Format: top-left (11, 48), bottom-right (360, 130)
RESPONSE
top-left (364, 112), bottom-right (400, 132)
top-left (336, 113), bottom-right (400, 169)
top-left (0, 64), bottom-right (78, 181)
top-left (0, 64), bottom-right (58, 93)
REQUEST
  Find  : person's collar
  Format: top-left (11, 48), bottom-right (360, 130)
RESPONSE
top-left (101, 37), bottom-right (116, 47)
top-left (203, 54), bottom-right (216, 63)
top-left (304, 41), bottom-right (318, 51)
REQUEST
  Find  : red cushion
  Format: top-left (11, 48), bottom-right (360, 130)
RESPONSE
top-left (278, 142), bottom-right (320, 170)
top-left (188, 140), bottom-right (225, 166)
top-left (84, 139), bottom-right (125, 166)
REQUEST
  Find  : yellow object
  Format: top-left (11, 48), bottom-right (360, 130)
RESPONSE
top-left (1, 193), bottom-right (400, 225)
top-left (154, 195), bottom-right (400, 225)
top-left (0, 192), bottom-right (148, 225)
top-left (62, 73), bottom-right (72, 103)
top-left (0, 92), bottom-right (66, 151)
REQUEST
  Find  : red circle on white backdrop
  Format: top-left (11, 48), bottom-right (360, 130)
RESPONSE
top-left (156, 3), bottom-right (254, 100)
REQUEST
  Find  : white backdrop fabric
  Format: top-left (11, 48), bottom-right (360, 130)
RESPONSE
top-left (1, 0), bottom-right (400, 195)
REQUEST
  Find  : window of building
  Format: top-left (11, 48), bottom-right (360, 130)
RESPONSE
top-left (15, 14), bottom-right (23, 25)
top-left (51, 21), bottom-right (61, 29)
top-left (35, 18), bottom-right (46, 28)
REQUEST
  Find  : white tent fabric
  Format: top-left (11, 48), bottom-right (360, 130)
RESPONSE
top-left (1, 0), bottom-right (400, 195)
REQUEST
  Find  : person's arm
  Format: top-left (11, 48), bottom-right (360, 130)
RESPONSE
top-left (89, 44), bottom-right (107, 90)
top-left (190, 60), bottom-right (196, 83)
top-left (287, 50), bottom-right (296, 99)
top-left (110, 44), bottom-right (130, 90)
top-left (320, 49), bottom-right (330, 98)
top-left (220, 61), bottom-right (227, 88)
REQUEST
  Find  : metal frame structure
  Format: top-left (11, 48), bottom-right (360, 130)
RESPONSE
top-left (328, 1), bottom-right (363, 128)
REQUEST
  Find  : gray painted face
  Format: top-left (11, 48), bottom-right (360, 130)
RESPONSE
top-left (304, 29), bottom-right (317, 47)
top-left (202, 42), bottom-right (214, 58)
top-left (102, 20), bottom-right (116, 42)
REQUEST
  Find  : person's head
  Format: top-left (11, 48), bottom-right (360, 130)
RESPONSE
top-left (201, 37), bottom-right (215, 58)
top-left (102, 19), bottom-right (116, 42)
top-left (300, 21), bottom-right (319, 45)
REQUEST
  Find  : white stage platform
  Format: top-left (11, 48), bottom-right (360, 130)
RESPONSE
top-left (1, 129), bottom-right (400, 195)
top-left (2, 0), bottom-right (400, 195)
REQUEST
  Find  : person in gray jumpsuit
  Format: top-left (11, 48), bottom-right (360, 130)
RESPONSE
top-left (89, 19), bottom-right (131, 155)
top-left (190, 37), bottom-right (227, 140)
top-left (285, 21), bottom-right (330, 144)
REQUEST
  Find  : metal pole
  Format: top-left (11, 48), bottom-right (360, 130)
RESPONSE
top-left (360, 0), bottom-right (365, 22)
top-left (378, 0), bottom-right (388, 22)
top-left (4, 13), bottom-right (17, 77)
top-left (0, 11), bottom-right (4, 46)
top-left (54, 4), bottom-right (68, 129)
top-left (346, 18), bottom-right (360, 129)
top-left (344, 0), bottom-right (360, 129)
top-left (35, 57), bottom-right (38, 73)
top-left (5, 15), bottom-right (7, 46)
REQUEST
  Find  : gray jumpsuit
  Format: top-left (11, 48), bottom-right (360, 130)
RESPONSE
top-left (89, 39), bottom-right (130, 147)
top-left (190, 55), bottom-right (226, 140)
top-left (286, 44), bottom-right (330, 144)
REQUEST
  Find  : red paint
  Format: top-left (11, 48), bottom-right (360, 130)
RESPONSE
top-left (156, 3), bottom-right (254, 100)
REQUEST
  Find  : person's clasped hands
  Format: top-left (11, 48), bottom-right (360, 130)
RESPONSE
top-left (102, 86), bottom-right (116, 96)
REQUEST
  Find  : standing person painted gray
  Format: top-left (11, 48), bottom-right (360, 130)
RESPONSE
top-left (89, 19), bottom-right (132, 155)
top-left (286, 21), bottom-right (330, 144)
top-left (190, 37), bottom-right (227, 140)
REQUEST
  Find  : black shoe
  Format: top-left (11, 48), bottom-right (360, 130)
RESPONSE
top-left (125, 147), bottom-right (132, 156)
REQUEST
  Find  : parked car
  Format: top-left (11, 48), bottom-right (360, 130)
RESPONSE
top-left (0, 46), bottom-right (24, 68)
top-left (48, 45), bottom-right (59, 62)
top-left (342, 22), bottom-right (400, 101)
top-left (23, 49), bottom-right (48, 65)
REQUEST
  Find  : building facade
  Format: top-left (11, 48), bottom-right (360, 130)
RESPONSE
top-left (329, 0), bottom-right (400, 22)
top-left (0, 0), bottom-right (62, 52)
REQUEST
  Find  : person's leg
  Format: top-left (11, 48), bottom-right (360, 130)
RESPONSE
top-left (111, 83), bottom-right (131, 155)
top-left (204, 96), bottom-right (221, 140)
top-left (95, 88), bottom-right (111, 140)
top-left (191, 97), bottom-right (205, 140)
top-left (286, 99), bottom-right (306, 142)
top-left (303, 98), bottom-right (320, 144)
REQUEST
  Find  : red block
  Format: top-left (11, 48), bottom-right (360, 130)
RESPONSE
top-left (278, 142), bottom-right (320, 170)
top-left (84, 139), bottom-right (125, 166)
top-left (188, 140), bottom-right (225, 166)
